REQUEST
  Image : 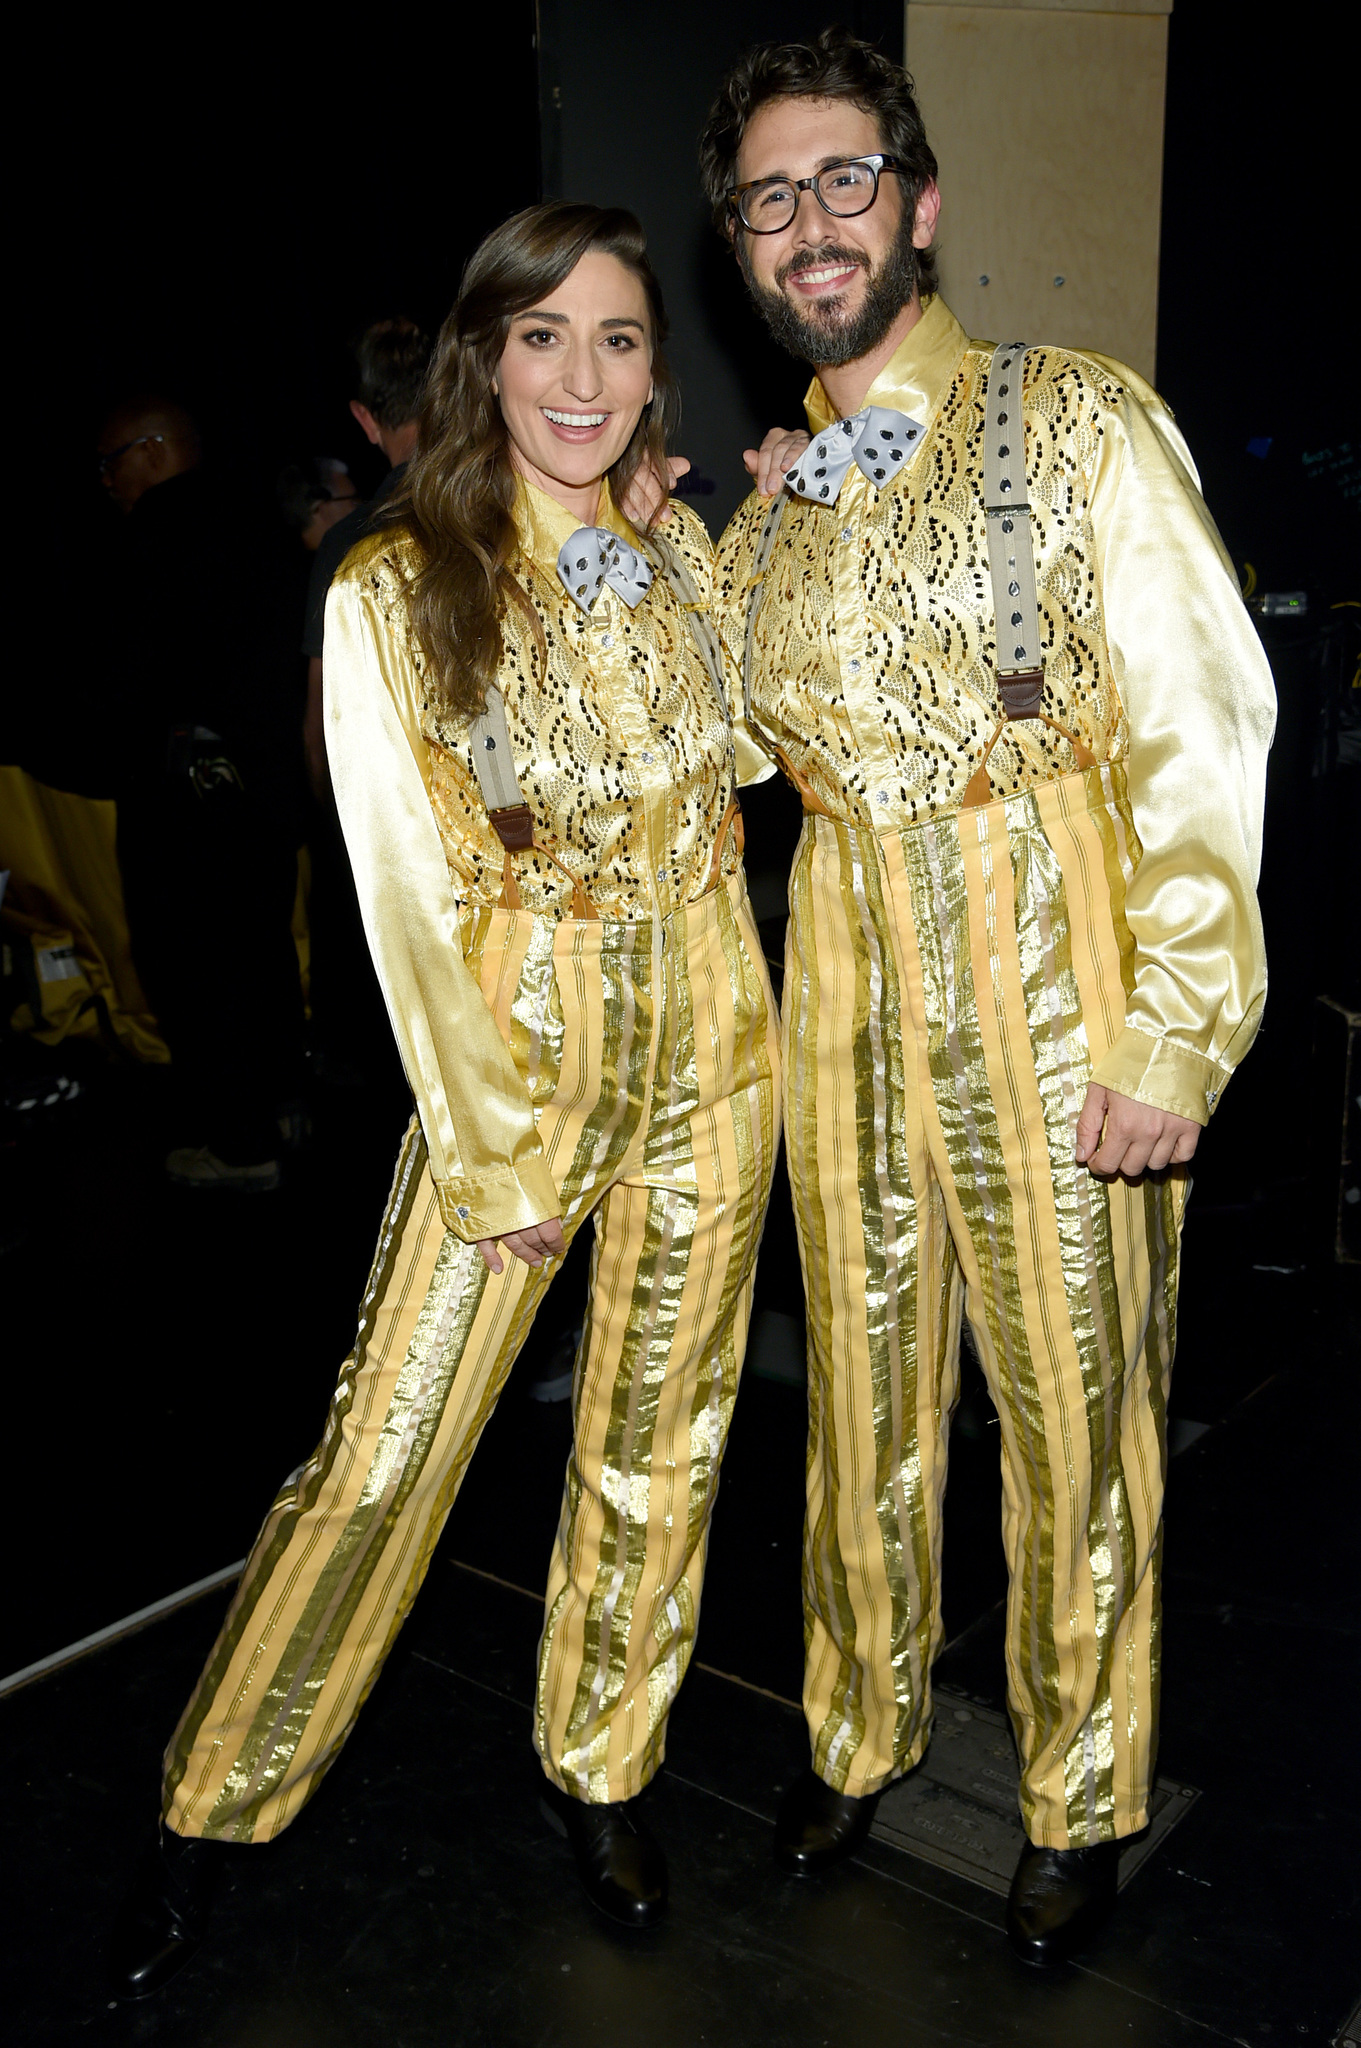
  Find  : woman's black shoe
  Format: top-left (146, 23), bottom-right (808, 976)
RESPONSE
top-left (109, 1823), bottom-right (225, 1999)
top-left (774, 1769), bottom-right (880, 1874)
top-left (1005, 1838), bottom-right (1120, 1966)
top-left (540, 1782), bottom-right (667, 1927)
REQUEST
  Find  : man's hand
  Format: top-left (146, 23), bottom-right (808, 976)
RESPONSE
top-left (617, 457), bottom-right (691, 528)
top-left (476, 1215), bottom-right (566, 1274)
top-left (743, 427), bottom-right (811, 498)
top-left (1076, 1084), bottom-right (1200, 1178)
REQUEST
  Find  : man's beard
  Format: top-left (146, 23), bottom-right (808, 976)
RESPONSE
top-left (738, 211), bottom-right (920, 369)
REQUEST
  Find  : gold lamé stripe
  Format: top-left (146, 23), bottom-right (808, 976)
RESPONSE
top-left (546, 887), bottom-right (776, 1794)
top-left (162, 1117), bottom-right (429, 1825)
top-left (554, 919), bottom-right (652, 1230)
top-left (205, 1224), bottom-right (494, 1836)
top-left (788, 825), bottom-right (868, 1780)
top-left (177, 914), bottom-right (584, 1839)
top-left (909, 812), bottom-right (1064, 1756)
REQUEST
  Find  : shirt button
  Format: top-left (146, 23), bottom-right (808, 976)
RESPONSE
top-left (456, 1204), bottom-right (470, 1220)
top-left (849, 658), bottom-right (861, 673)
top-left (876, 790), bottom-right (889, 806)
top-left (600, 632), bottom-right (613, 649)
top-left (841, 527), bottom-right (854, 543)
top-left (640, 750), bottom-right (654, 765)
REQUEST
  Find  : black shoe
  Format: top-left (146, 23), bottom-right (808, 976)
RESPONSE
top-left (109, 1823), bottom-right (225, 1999)
top-left (1006, 1838), bottom-right (1120, 1966)
top-left (540, 1782), bottom-right (667, 1927)
top-left (774, 1769), bottom-right (880, 1875)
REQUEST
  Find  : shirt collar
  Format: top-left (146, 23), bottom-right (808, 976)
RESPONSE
top-left (513, 475), bottom-right (639, 579)
top-left (802, 294), bottom-right (970, 437)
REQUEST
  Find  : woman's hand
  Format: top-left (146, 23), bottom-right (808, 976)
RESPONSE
top-left (618, 456), bottom-right (692, 528)
top-left (743, 427), bottom-right (811, 498)
top-left (477, 1216), bottom-right (566, 1274)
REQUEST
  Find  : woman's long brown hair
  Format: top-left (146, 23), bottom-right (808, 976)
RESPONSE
top-left (389, 203), bottom-right (680, 721)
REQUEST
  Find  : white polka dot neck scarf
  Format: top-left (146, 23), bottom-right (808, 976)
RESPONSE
top-left (783, 405), bottom-right (926, 504)
top-left (556, 528), bottom-right (654, 612)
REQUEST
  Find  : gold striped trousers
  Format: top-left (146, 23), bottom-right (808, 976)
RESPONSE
top-left (164, 877), bottom-right (779, 1840)
top-left (783, 765), bottom-right (1183, 1845)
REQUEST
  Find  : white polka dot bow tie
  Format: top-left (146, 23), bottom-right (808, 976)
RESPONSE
top-left (782, 405), bottom-right (926, 503)
top-left (556, 527), bottom-right (654, 612)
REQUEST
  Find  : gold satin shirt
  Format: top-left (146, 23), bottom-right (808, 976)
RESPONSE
top-left (324, 481), bottom-right (742, 1243)
top-left (714, 296), bottom-right (1275, 1124)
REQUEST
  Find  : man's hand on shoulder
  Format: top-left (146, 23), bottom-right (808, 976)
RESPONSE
top-left (744, 427), bottom-right (811, 498)
top-left (1076, 1083), bottom-right (1200, 1178)
top-left (618, 457), bottom-right (691, 528)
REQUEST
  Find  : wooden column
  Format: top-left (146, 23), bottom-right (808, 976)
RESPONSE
top-left (904, 0), bottom-right (1172, 380)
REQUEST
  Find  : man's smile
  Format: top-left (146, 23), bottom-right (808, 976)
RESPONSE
top-left (787, 260), bottom-right (863, 296)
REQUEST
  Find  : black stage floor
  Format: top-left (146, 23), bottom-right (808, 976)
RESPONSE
top-left (4, 1054), bottom-right (1359, 2045)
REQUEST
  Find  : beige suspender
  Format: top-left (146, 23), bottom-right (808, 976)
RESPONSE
top-left (741, 492), bottom-right (789, 728)
top-left (983, 342), bottom-right (1046, 718)
top-left (641, 528), bottom-right (731, 720)
top-left (961, 341), bottom-right (1095, 805)
top-left (467, 688), bottom-right (534, 851)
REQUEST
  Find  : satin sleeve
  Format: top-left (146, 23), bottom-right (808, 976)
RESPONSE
top-left (1087, 384), bottom-right (1276, 1123)
top-left (712, 496), bottom-right (779, 788)
top-left (323, 571), bottom-right (562, 1240)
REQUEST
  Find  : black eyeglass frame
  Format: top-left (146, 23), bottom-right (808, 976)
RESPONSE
top-left (97, 432), bottom-right (164, 477)
top-left (727, 154), bottom-right (907, 234)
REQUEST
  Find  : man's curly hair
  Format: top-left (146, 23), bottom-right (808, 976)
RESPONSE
top-left (698, 26), bottom-right (939, 298)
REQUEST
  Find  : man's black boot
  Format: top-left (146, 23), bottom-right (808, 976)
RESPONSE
top-left (540, 1781), bottom-right (667, 1927)
top-left (109, 1823), bottom-right (225, 1998)
top-left (1006, 1837), bottom-right (1120, 1966)
top-left (774, 1769), bottom-right (880, 1874)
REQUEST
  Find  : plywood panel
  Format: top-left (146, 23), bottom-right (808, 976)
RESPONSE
top-left (905, 3), bottom-right (1170, 379)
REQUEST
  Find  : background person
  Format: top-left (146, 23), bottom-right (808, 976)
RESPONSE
top-left (98, 395), bottom-right (307, 1189)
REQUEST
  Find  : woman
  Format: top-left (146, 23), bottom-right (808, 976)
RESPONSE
top-left (114, 204), bottom-right (779, 1996)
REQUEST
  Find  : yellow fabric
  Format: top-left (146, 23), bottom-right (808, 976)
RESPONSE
top-left (324, 484), bottom-right (746, 1241)
top-left (715, 295), bottom-right (1275, 1123)
top-left (163, 876), bottom-right (779, 1838)
top-left (786, 768), bottom-right (1179, 1842)
top-left (0, 765), bottom-right (166, 1060)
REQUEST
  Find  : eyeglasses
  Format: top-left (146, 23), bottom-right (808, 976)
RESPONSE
top-left (97, 433), bottom-right (163, 476)
top-left (729, 155), bottom-right (905, 235)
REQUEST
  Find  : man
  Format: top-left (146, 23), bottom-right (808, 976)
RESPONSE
top-left (300, 318), bottom-right (430, 798)
top-left (704, 30), bottom-right (1274, 1964)
top-left (299, 320), bottom-right (431, 1092)
top-left (98, 396), bottom-right (306, 1189)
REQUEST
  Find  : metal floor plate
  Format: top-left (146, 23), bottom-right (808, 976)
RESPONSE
top-left (870, 1688), bottom-right (1199, 1897)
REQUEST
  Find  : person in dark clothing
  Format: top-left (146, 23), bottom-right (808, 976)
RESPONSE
top-left (299, 322), bottom-right (430, 1095)
top-left (98, 396), bottom-right (307, 1188)
top-left (300, 319), bottom-right (431, 794)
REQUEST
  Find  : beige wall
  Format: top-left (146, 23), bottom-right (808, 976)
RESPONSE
top-left (905, 0), bottom-right (1172, 381)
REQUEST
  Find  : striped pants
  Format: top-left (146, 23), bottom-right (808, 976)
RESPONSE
top-left (784, 766), bottom-right (1183, 1846)
top-left (163, 877), bottom-right (778, 1840)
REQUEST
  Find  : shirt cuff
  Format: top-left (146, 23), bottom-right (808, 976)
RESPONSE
top-left (435, 1154), bottom-right (562, 1242)
top-left (1089, 1026), bottom-right (1231, 1126)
